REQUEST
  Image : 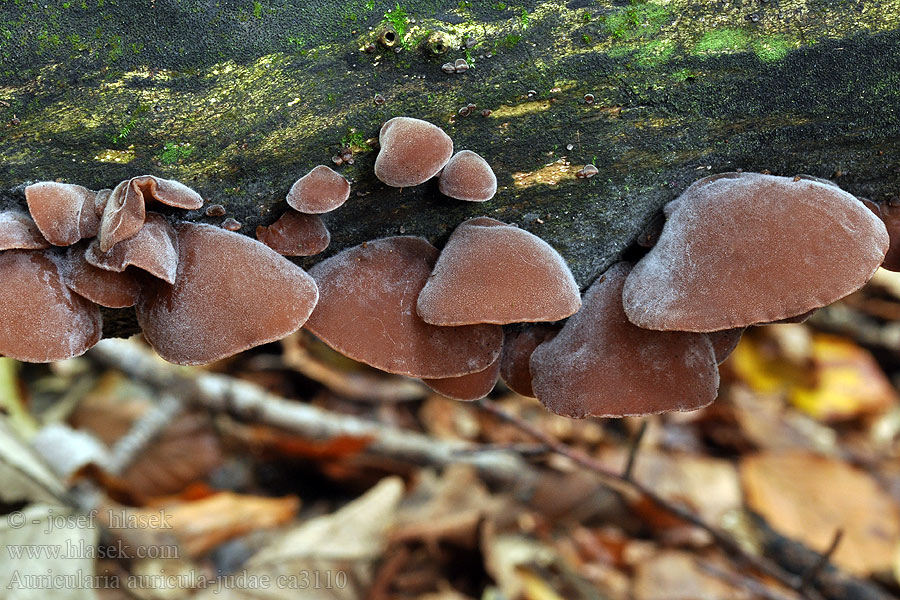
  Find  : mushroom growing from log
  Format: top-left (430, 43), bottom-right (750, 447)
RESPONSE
top-left (0, 211), bottom-right (51, 250)
top-left (438, 150), bottom-right (497, 202)
top-left (286, 165), bottom-right (351, 214)
top-left (256, 211), bottom-right (330, 257)
top-left (25, 182), bottom-right (99, 246)
top-left (374, 117), bottom-right (454, 187)
top-left (421, 355), bottom-right (501, 401)
top-left (623, 172), bottom-right (888, 332)
top-left (530, 263), bottom-right (720, 418)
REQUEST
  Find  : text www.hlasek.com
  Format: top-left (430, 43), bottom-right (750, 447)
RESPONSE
top-left (7, 539), bottom-right (179, 560)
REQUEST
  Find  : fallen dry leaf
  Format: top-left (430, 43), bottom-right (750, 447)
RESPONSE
top-left (740, 450), bottom-right (900, 575)
top-left (632, 550), bottom-right (752, 600)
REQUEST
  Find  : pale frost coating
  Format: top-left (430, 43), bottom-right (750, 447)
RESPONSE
top-left (374, 117), bottom-right (453, 187)
top-left (286, 166), bottom-right (351, 214)
top-left (421, 355), bottom-right (500, 401)
top-left (305, 236), bottom-right (503, 378)
top-left (530, 263), bottom-right (719, 418)
top-left (438, 150), bottom-right (497, 202)
top-left (417, 218), bottom-right (582, 325)
top-left (0, 251), bottom-right (102, 362)
top-left (0, 211), bottom-right (51, 250)
top-left (24, 182), bottom-right (98, 246)
top-left (136, 223), bottom-right (319, 366)
top-left (86, 213), bottom-right (179, 284)
top-left (256, 211), bottom-right (330, 256)
top-left (61, 243), bottom-right (140, 309)
top-left (623, 173), bottom-right (890, 331)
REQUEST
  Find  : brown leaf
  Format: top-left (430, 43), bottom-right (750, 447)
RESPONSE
top-left (740, 451), bottom-right (900, 575)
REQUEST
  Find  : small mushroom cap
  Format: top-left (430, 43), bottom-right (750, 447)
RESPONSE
top-left (136, 223), bottom-right (319, 366)
top-left (0, 250), bottom-right (102, 362)
top-left (374, 117), bottom-right (454, 187)
top-left (438, 150), bottom-right (497, 202)
top-left (861, 198), bottom-right (900, 272)
top-left (624, 173), bottom-right (889, 332)
top-left (417, 218), bottom-right (581, 325)
top-left (256, 211), bottom-right (330, 256)
top-left (422, 354), bottom-right (501, 401)
top-left (25, 182), bottom-right (99, 246)
top-left (707, 328), bottom-right (744, 364)
top-left (499, 324), bottom-right (560, 398)
top-left (0, 211), bottom-right (51, 250)
top-left (530, 263), bottom-right (719, 418)
top-left (61, 243), bottom-right (140, 309)
top-left (305, 236), bottom-right (503, 378)
top-left (86, 213), bottom-right (179, 284)
top-left (286, 166), bottom-right (351, 214)
top-left (99, 176), bottom-right (203, 253)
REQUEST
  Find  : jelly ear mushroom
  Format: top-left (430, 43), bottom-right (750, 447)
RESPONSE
top-left (421, 355), bottom-right (501, 401)
top-left (99, 176), bottom-right (203, 253)
top-left (438, 150), bottom-right (497, 202)
top-left (860, 197), bottom-right (900, 272)
top-left (374, 117), bottom-right (453, 187)
top-left (286, 166), bottom-right (350, 214)
top-left (417, 217), bottom-right (581, 325)
top-left (136, 223), bottom-right (318, 366)
top-left (0, 211), bottom-right (50, 250)
top-left (707, 328), bottom-right (744, 365)
top-left (25, 182), bottom-right (100, 246)
top-left (530, 263), bottom-right (719, 418)
top-left (86, 213), bottom-right (179, 284)
top-left (623, 172), bottom-right (889, 332)
top-left (499, 324), bottom-right (560, 398)
top-left (61, 243), bottom-right (140, 309)
top-left (0, 251), bottom-right (102, 362)
top-left (256, 211), bottom-right (330, 257)
top-left (305, 236), bottom-right (503, 378)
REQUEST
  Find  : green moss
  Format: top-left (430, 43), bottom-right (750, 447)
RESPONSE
top-left (383, 3), bottom-right (410, 46)
top-left (158, 142), bottom-right (194, 165)
top-left (752, 35), bottom-right (792, 62)
top-left (498, 33), bottom-right (521, 49)
top-left (252, 1), bottom-right (262, 19)
top-left (634, 38), bottom-right (674, 67)
top-left (693, 28), bottom-right (749, 55)
top-left (603, 2), bottom-right (670, 41)
top-left (341, 129), bottom-right (371, 151)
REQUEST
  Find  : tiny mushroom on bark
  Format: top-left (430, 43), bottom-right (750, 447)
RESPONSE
top-left (499, 324), bottom-right (560, 398)
top-left (421, 355), bottom-right (501, 401)
top-left (86, 213), bottom-right (179, 284)
top-left (256, 211), bottom-right (330, 257)
top-left (0, 211), bottom-right (50, 250)
top-left (305, 236), bottom-right (503, 378)
top-left (61, 242), bottom-right (141, 309)
top-left (374, 117), bottom-right (454, 187)
top-left (530, 263), bottom-right (719, 418)
top-left (623, 172), bottom-right (889, 332)
top-left (136, 223), bottom-right (318, 366)
top-left (286, 165), bottom-right (351, 214)
top-left (0, 251), bottom-right (102, 362)
top-left (417, 217), bottom-right (581, 325)
top-left (25, 182), bottom-right (99, 246)
top-left (438, 150), bottom-right (497, 202)
top-left (99, 175), bottom-right (203, 252)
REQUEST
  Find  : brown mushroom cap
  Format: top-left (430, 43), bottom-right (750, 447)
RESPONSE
top-left (286, 166), bottom-right (351, 214)
top-left (623, 173), bottom-right (889, 332)
top-left (86, 213), bottom-right (179, 284)
top-left (422, 354), bottom-right (501, 401)
top-left (861, 198), bottom-right (900, 272)
top-left (305, 236), bottom-right (503, 378)
top-left (136, 223), bottom-right (318, 366)
top-left (0, 211), bottom-right (51, 250)
top-left (25, 182), bottom-right (99, 246)
top-left (99, 176), bottom-right (203, 253)
top-left (0, 250), bottom-right (102, 362)
top-left (417, 217), bottom-right (581, 325)
top-left (256, 211), bottom-right (330, 256)
top-left (61, 243), bottom-right (140, 309)
top-left (530, 263), bottom-right (719, 418)
top-left (438, 150), bottom-right (497, 202)
top-left (374, 117), bottom-right (454, 187)
top-left (499, 324), bottom-right (560, 397)
top-left (707, 328), bottom-right (744, 365)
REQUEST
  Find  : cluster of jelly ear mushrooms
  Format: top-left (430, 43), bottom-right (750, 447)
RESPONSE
top-left (4, 121), bottom-right (893, 421)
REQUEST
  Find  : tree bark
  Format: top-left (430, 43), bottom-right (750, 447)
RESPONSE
top-left (2, 1), bottom-right (899, 335)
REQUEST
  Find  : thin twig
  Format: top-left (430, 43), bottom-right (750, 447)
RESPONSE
top-left (475, 398), bottom-right (826, 600)
top-left (623, 419), bottom-right (648, 482)
top-left (106, 393), bottom-right (184, 475)
top-left (799, 530), bottom-right (844, 592)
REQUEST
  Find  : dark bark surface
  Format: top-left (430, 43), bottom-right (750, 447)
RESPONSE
top-left (2, 1), bottom-right (900, 336)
